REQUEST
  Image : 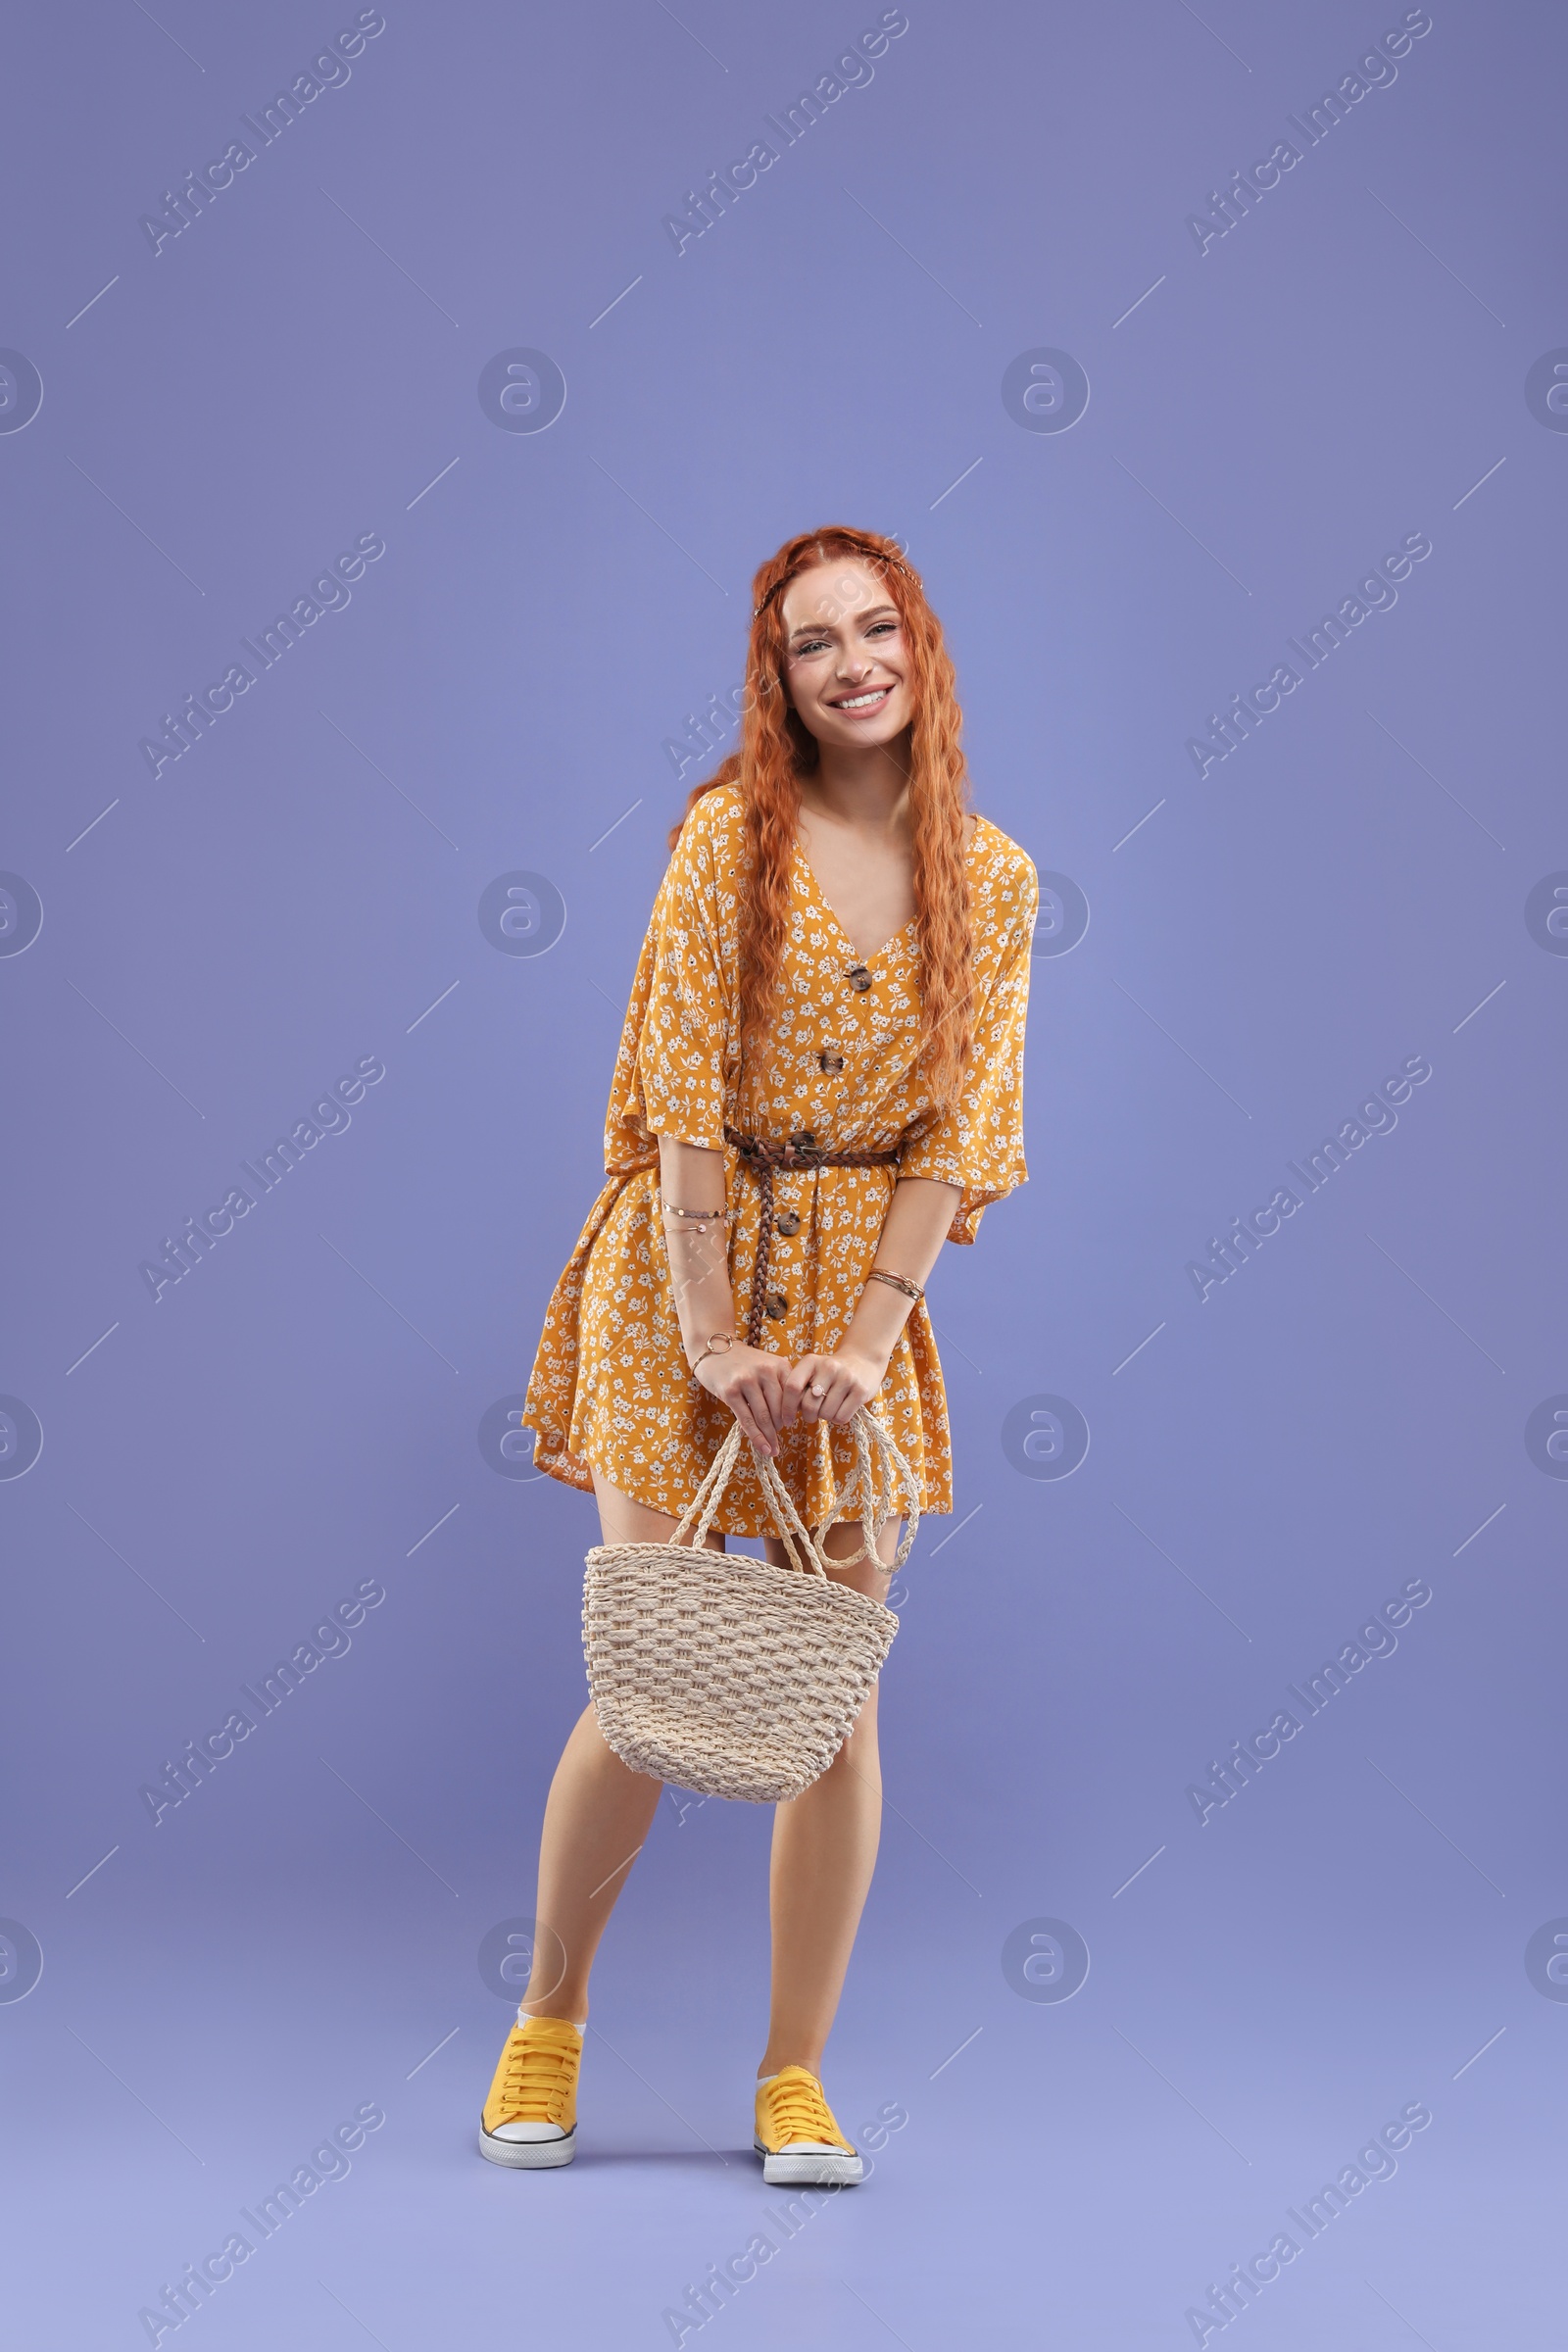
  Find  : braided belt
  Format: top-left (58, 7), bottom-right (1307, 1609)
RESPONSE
top-left (723, 1125), bottom-right (902, 1348)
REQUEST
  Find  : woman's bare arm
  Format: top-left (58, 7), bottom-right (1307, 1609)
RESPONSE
top-left (657, 1136), bottom-right (790, 1454)
top-left (779, 1173), bottom-right (961, 1427)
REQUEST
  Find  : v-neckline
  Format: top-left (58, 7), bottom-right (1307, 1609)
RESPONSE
top-left (792, 817), bottom-right (985, 966)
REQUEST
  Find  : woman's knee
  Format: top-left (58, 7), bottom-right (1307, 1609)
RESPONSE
top-left (821, 1520), bottom-right (899, 1598)
top-left (827, 1683), bottom-right (881, 1776)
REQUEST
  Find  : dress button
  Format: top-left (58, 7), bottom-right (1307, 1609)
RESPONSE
top-left (818, 1050), bottom-right (845, 1071)
top-left (846, 964), bottom-right (872, 993)
top-left (763, 1291), bottom-right (789, 1320)
top-left (775, 1210), bottom-right (801, 1236)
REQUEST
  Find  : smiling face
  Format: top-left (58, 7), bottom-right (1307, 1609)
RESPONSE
top-left (778, 558), bottom-right (915, 756)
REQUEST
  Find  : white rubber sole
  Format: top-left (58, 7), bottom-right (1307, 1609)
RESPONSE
top-left (754, 2137), bottom-right (864, 2186)
top-left (478, 2123), bottom-right (576, 2170)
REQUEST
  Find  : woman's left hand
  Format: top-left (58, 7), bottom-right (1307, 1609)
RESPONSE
top-left (780, 1346), bottom-right (888, 1429)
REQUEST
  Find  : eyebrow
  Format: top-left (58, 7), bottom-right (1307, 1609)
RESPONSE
top-left (786, 602), bottom-right (899, 642)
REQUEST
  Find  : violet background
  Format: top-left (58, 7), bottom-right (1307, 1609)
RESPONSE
top-left (2, 1), bottom-right (1563, 2344)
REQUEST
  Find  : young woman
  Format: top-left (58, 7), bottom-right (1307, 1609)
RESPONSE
top-left (480, 525), bottom-right (1036, 2181)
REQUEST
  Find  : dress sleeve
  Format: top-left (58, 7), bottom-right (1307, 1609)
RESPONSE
top-left (898, 859), bottom-right (1036, 1244)
top-left (633, 807), bottom-right (733, 1152)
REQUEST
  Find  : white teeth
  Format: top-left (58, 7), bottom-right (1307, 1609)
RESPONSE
top-left (837, 689), bottom-right (887, 710)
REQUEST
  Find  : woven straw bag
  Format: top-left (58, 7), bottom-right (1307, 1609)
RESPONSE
top-left (582, 1406), bottom-right (920, 1804)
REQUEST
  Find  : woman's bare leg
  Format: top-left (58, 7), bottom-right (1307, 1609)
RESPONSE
top-left (757, 1512), bottom-right (901, 2079)
top-left (516, 1473), bottom-right (722, 2024)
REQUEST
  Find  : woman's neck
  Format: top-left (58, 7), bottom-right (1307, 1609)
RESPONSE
top-left (798, 737), bottom-right (911, 837)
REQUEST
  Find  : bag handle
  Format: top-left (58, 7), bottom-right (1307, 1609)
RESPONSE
top-left (669, 1420), bottom-right (828, 1575)
top-left (669, 1406), bottom-right (921, 1575)
top-left (669, 1421), bottom-right (750, 1549)
top-left (815, 1403), bottom-right (921, 1570)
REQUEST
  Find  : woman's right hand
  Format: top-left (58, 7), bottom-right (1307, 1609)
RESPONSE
top-left (695, 1343), bottom-right (790, 1455)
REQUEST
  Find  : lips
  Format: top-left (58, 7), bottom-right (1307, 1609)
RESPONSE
top-left (830, 686), bottom-right (892, 711)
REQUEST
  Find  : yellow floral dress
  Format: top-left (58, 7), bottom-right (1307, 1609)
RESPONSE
top-left (521, 782), bottom-right (1037, 1535)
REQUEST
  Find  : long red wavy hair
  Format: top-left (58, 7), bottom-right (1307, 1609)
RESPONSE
top-left (668, 525), bottom-right (975, 1108)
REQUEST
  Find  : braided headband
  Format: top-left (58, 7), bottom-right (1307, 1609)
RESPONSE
top-left (753, 543), bottom-right (915, 621)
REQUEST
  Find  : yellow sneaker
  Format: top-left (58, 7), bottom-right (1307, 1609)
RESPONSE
top-left (479, 2014), bottom-right (582, 2169)
top-left (754, 2064), bottom-right (864, 2185)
